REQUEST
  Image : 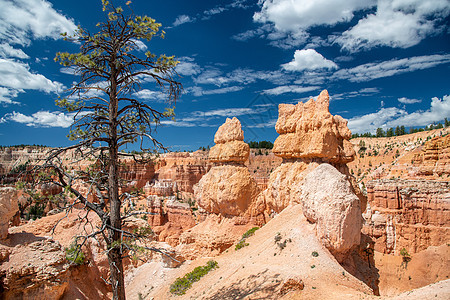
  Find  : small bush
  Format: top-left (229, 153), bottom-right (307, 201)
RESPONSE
top-left (242, 227), bottom-right (259, 239)
top-left (274, 232), bottom-right (282, 243)
top-left (235, 240), bottom-right (249, 250)
top-left (235, 227), bottom-right (259, 250)
top-left (65, 241), bottom-right (86, 265)
top-left (400, 248), bottom-right (410, 258)
top-left (170, 260), bottom-right (218, 295)
top-left (312, 251), bottom-right (319, 257)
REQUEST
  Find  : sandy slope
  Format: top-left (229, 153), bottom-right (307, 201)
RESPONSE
top-left (126, 204), bottom-right (373, 299)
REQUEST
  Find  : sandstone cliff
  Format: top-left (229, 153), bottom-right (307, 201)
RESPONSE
top-left (363, 179), bottom-right (449, 254)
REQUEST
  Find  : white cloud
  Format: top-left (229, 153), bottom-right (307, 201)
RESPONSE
top-left (262, 85), bottom-right (319, 96)
top-left (332, 54), bottom-right (450, 82)
top-left (254, 0), bottom-right (375, 32)
top-left (398, 97), bottom-right (421, 104)
top-left (335, 0), bottom-right (450, 51)
top-left (0, 87), bottom-right (21, 105)
top-left (232, 24), bottom-right (272, 41)
top-left (131, 39), bottom-right (147, 52)
top-left (282, 49), bottom-right (338, 72)
top-left (2, 110), bottom-right (74, 127)
top-left (348, 94), bottom-right (450, 133)
top-left (193, 107), bottom-right (266, 118)
top-left (173, 15), bottom-right (194, 27)
top-left (0, 43), bottom-right (28, 59)
top-left (176, 59), bottom-right (201, 76)
top-left (60, 66), bottom-right (78, 75)
top-left (0, 58), bottom-right (65, 92)
top-left (331, 87), bottom-right (380, 101)
top-left (194, 67), bottom-right (291, 87)
top-left (0, 0), bottom-right (77, 46)
top-left (160, 119), bottom-right (198, 127)
top-left (188, 86), bottom-right (244, 97)
top-left (204, 7), bottom-right (226, 16)
top-left (133, 89), bottom-right (168, 102)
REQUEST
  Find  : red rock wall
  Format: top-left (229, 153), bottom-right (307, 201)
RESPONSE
top-left (363, 179), bottom-right (450, 254)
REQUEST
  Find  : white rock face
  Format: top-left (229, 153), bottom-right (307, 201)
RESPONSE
top-left (300, 164), bottom-right (362, 261)
top-left (0, 187), bottom-right (19, 239)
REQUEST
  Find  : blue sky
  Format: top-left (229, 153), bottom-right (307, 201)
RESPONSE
top-left (0, 0), bottom-right (449, 151)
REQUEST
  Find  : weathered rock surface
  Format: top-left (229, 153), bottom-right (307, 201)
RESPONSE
top-left (301, 164), bottom-right (362, 261)
top-left (262, 161), bottom-right (315, 213)
top-left (214, 117), bottom-right (244, 144)
top-left (155, 151), bottom-right (211, 195)
top-left (176, 215), bottom-right (256, 259)
top-left (273, 90), bottom-right (355, 163)
top-left (0, 239), bottom-right (70, 299)
top-left (195, 165), bottom-right (260, 216)
top-left (209, 140), bottom-right (250, 163)
top-left (363, 179), bottom-right (450, 254)
top-left (264, 90), bottom-right (360, 214)
top-left (0, 187), bottom-right (19, 239)
top-left (209, 117), bottom-right (250, 164)
top-left (412, 134), bottom-right (450, 178)
top-left (195, 117), bottom-right (260, 218)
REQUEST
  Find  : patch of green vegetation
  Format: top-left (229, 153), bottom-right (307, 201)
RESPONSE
top-left (65, 241), bottom-right (86, 265)
top-left (235, 227), bottom-right (259, 251)
top-left (235, 240), bottom-right (249, 250)
top-left (242, 227), bottom-right (259, 239)
top-left (170, 260), bottom-right (218, 295)
top-left (312, 251), bottom-right (319, 257)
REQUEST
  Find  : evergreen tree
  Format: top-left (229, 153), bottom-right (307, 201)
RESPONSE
top-left (27, 2), bottom-right (182, 298)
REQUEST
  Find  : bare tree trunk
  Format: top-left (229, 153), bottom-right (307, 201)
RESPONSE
top-left (108, 73), bottom-right (126, 300)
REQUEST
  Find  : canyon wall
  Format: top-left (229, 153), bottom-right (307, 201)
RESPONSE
top-left (363, 179), bottom-right (450, 254)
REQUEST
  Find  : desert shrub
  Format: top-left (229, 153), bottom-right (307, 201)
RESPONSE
top-left (170, 260), bottom-right (218, 295)
top-left (274, 232), bottom-right (282, 243)
top-left (312, 251), bottom-right (319, 257)
top-left (235, 227), bottom-right (259, 250)
top-left (26, 203), bottom-right (46, 220)
top-left (235, 240), bottom-right (249, 250)
top-left (65, 241), bottom-right (86, 265)
top-left (242, 227), bottom-right (259, 239)
top-left (133, 226), bottom-right (154, 237)
top-left (400, 248), bottom-right (411, 268)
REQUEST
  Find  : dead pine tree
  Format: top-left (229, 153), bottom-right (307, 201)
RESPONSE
top-left (25, 1), bottom-right (181, 299)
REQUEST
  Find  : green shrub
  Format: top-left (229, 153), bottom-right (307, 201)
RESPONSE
top-left (235, 227), bottom-right (259, 251)
top-left (235, 240), bottom-right (249, 250)
top-left (242, 227), bottom-right (259, 239)
top-left (65, 241), bottom-right (86, 265)
top-left (400, 248), bottom-right (410, 258)
top-left (312, 251), bottom-right (319, 257)
top-left (170, 260), bottom-right (218, 295)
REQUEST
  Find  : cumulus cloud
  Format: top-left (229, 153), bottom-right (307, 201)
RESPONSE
top-left (0, 58), bottom-right (65, 92)
top-left (282, 49), bottom-right (338, 72)
top-left (172, 15), bottom-right (194, 27)
top-left (262, 85), bottom-right (319, 96)
top-left (253, 0), bottom-right (375, 31)
top-left (335, 0), bottom-right (450, 51)
top-left (0, 0), bottom-right (77, 46)
top-left (332, 54), bottom-right (450, 82)
top-left (1, 110), bottom-right (74, 127)
top-left (348, 94), bottom-right (450, 133)
top-left (398, 97), bottom-right (421, 104)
